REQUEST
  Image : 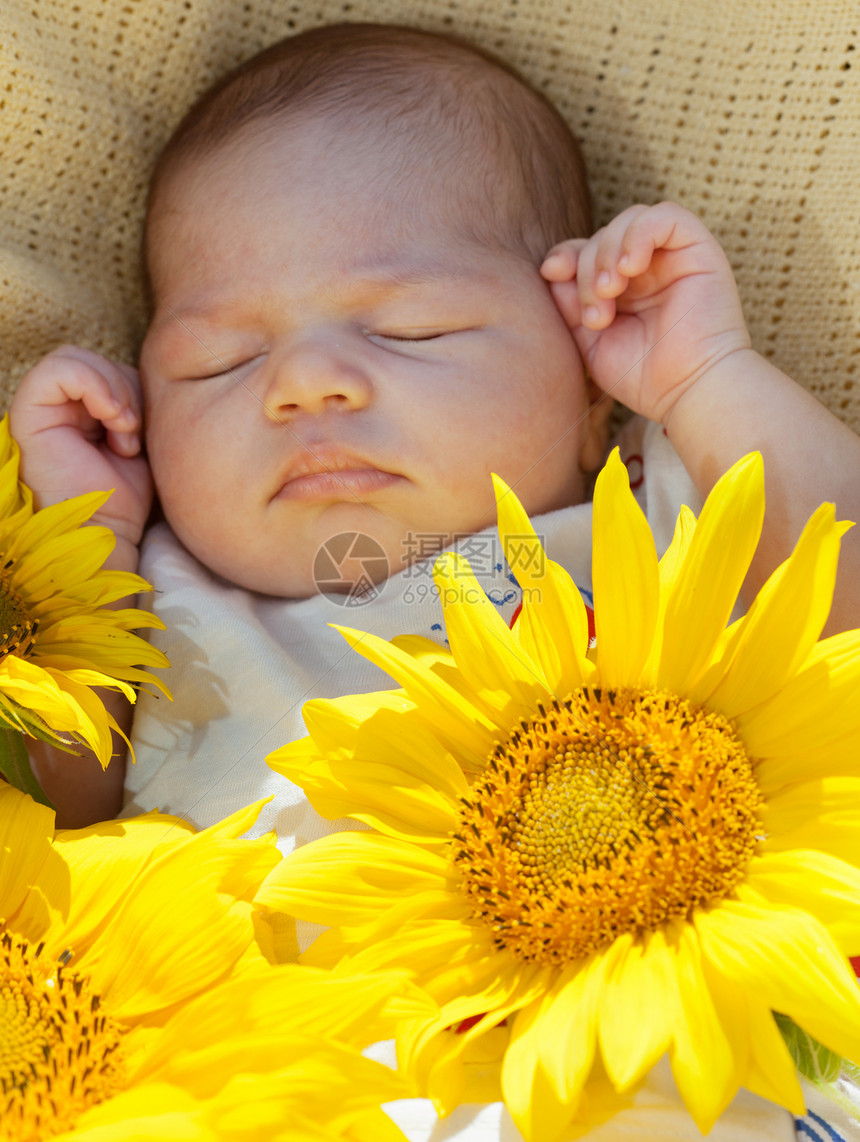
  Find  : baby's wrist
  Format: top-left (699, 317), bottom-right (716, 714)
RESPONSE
top-left (660, 344), bottom-right (759, 438)
top-left (105, 535), bottom-right (141, 576)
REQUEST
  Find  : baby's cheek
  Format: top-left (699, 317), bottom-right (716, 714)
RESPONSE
top-left (513, 394), bottom-right (590, 511)
top-left (510, 374), bottom-right (586, 449)
top-left (146, 424), bottom-right (211, 521)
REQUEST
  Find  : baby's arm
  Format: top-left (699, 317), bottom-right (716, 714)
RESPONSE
top-left (541, 203), bottom-right (860, 634)
top-left (9, 344), bottom-right (153, 824)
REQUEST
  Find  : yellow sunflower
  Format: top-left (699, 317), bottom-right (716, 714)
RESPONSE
top-left (267, 449), bottom-right (860, 1140)
top-left (0, 783), bottom-right (412, 1141)
top-left (0, 415), bottom-right (168, 782)
top-left (0, 407), bottom-right (34, 531)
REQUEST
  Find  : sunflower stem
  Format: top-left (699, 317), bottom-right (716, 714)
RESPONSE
top-left (0, 725), bottom-right (56, 808)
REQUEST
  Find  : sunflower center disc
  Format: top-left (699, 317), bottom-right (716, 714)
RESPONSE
top-left (454, 687), bottom-right (763, 965)
top-left (0, 930), bottom-right (125, 1141)
top-left (0, 570), bottom-right (38, 662)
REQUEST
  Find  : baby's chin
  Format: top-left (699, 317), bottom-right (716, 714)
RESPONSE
top-left (177, 534), bottom-right (396, 601)
top-left (165, 468), bottom-right (589, 599)
top-left (204, 561), bottom-right (333, 600)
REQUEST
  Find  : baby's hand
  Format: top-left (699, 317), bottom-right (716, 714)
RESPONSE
top-left (10, 345), bottom-right (153, 559)
top-left (541, 203), bottom-right (751, 424)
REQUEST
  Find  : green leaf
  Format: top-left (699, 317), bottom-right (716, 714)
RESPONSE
top-left (0, 724), bottom-right (56, 808)
top-left (775, 1012), bottom-right (841, 1083)
top-left (776, 1012), bottom-right (860, 1123)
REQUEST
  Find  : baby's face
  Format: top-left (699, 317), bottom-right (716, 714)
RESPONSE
top-left (141, 120), bottom-right (601, 596)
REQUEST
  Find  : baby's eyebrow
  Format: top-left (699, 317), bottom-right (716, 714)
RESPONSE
top-left (348, 258), bottom-right (491, 292)
top-left (146, 310), bottom-right (231, 353)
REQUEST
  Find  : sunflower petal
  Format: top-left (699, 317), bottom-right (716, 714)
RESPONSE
top-left (0, 759), bottom-right (403, 1142)
top-left (332, 625), bottom-right (501, 761)
top-left (696, 899), bottom-right (860, 1065)
top-left (743, 850), bottom-right (860, 948)
top-left (271, 737), bottom-right (462, 843)
top-left (66, 1083), bottom-right (204, 1141)
top-left (318, 919), bottom-right (499, 1024)
top-left (666, 920), bottom-right (745, 1132)
top-left (427, 951), bottom-right (546, 1030)
top-left (755, 734), bottom-right (860, 793)
top-left (434, 552), bottom-right (552, 711)
top-left (741, 1002), bottom-right (805, 1112)
top-left (503, 990), bottom-right (575, 1142)
top-left (38, 810), bottom-right (195, 960)
top-left (493, 474), bottom-right (592, 691)
top-left (702, 505), bottom-right (849, 717)
top-left (641, 505), bottom-right (697, 685)
top-left (597, 928), bottom-right (675, 1090)
top-left (406, 958), bottom-right (548, 1114)
top-left (0, 657), bottom-right (95, 739)
top-left (738, 628), bottom-right (860, 761)
top-left (761, 777), bottom-right (860, 864)
top-left (591, 449), bottom-right (659, 688)
top-left (15, 527), bottom-right (116, 597)
top-left (541, 944), bottom-right (627, 1103)
top-left (0, 784), bottom-right (64, 940)
top-left (261, 832), bottom-right (451, 927)
top-left (657, 453), bottom-right (765, 694)
top-left (512, 590), bottom-right (598, 695)
top-left (341, 705), bottom-right (470, 802)
top-left (82, 825), bottom-right (280, 1018)
top-left (5, 490), bottom-right (110, 559)
top-left (136, 966), bottom-right (413, 1078)
top-left (44, 671), bottom-right (118, 765)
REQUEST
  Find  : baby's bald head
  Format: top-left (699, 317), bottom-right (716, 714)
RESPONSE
top-left (146, 23), bottom-right (591, 268)
top-left (139, 23), bottom-right (607, 600)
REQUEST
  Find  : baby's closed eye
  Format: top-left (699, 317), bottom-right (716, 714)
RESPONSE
top-left (367, 324), bottom-right (482, 346)
top-left (184, 354), bottom-right (266, 381)
top-left (370, 330), bottom-right (448, 342)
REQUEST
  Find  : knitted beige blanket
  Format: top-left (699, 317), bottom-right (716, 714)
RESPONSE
top-left (1, 0), bottom-right (858, 429)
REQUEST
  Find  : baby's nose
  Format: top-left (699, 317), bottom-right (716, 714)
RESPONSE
top-left (262, 334), bottom-right (372, 420)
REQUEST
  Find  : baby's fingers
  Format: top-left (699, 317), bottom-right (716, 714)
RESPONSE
top-left (577, 205), bottom-right (648, 312)
top-left (547, 279), bottom-right (584, 330)
top-left (77, 362), bottom-right (143, 457)
top-left (571, 234), bottom-right (621, 330)
top-left (103, 360), bottom-right (144, 454)
top-left (613, 202), bottom-right (710, 277)
top-left (55, 347), bottom-right (140, 425)
top-left (540, 239), bottom-right (586, 283)
top-left (16, 345), bottom-right (142, 450)
top-left (57, 355), bottom-right (142, 456)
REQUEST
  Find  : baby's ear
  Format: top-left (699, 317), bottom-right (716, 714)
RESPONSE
top-left (578, 379), bottom-right (614, 473)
